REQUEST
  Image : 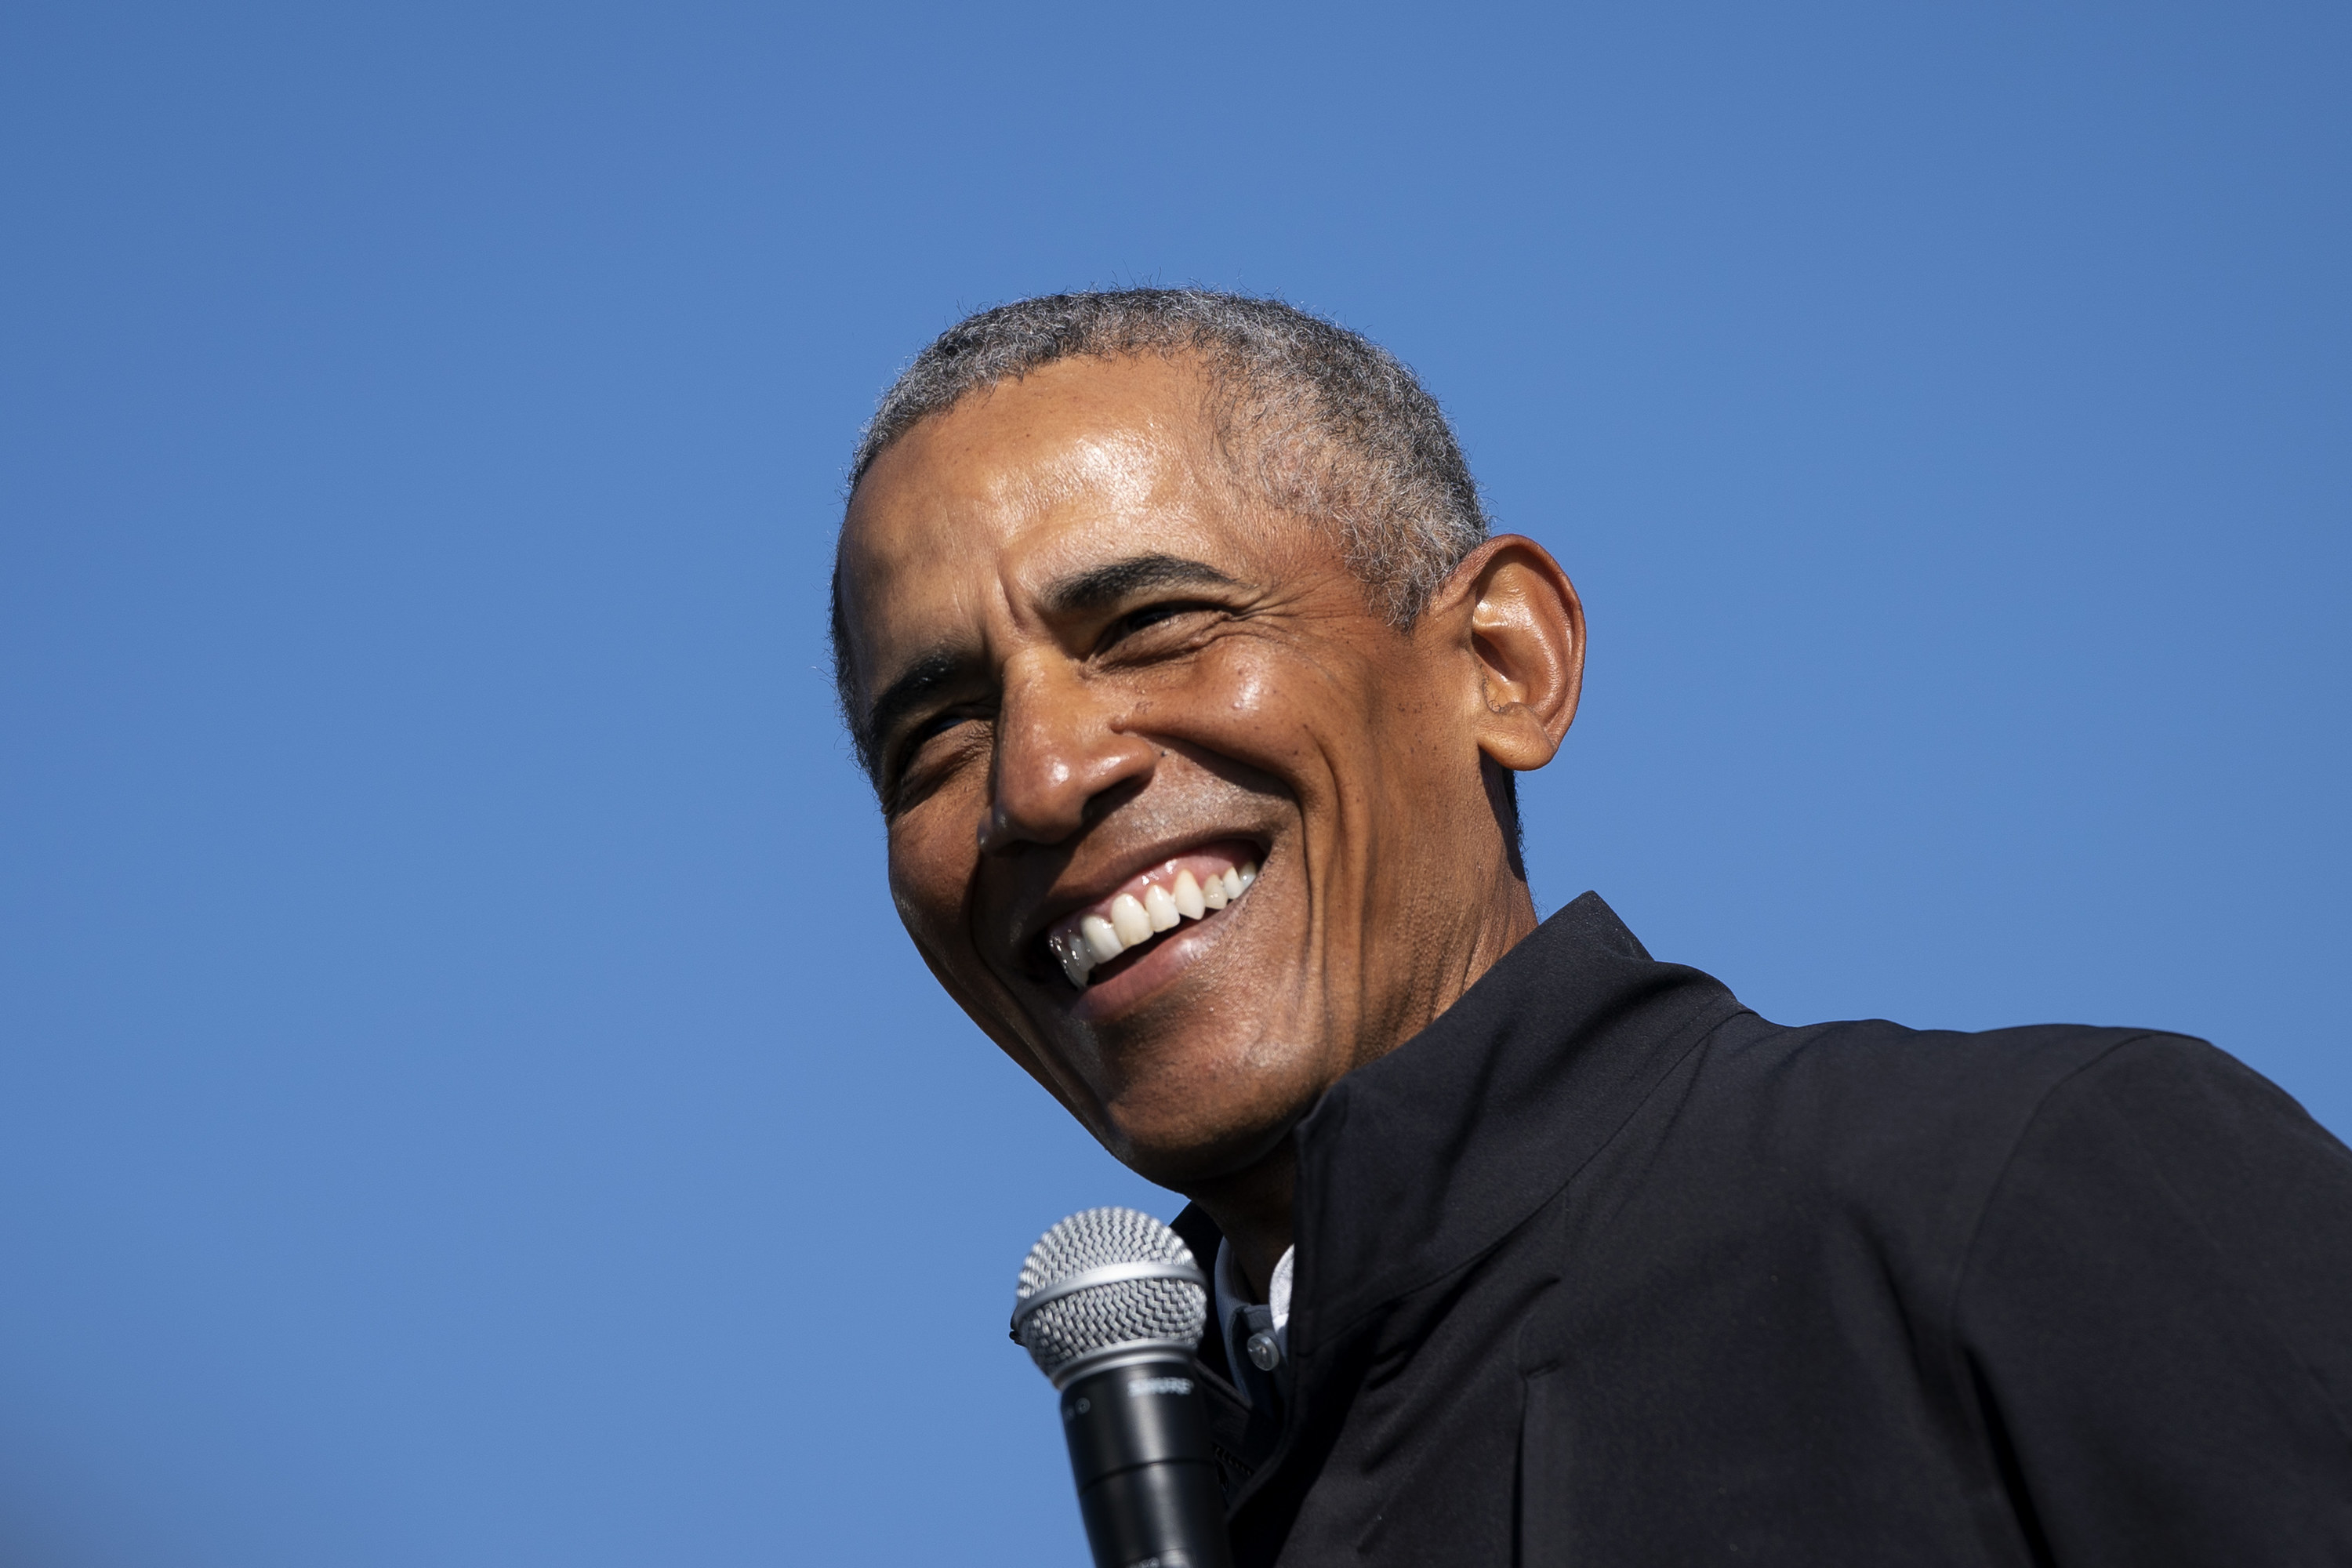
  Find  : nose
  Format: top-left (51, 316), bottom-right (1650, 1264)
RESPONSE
top-left (978, 656), bottom-right (1158, 852)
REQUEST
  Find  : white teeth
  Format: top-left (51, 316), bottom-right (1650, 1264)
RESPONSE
top-left (1054, 858), bottom-right (1262, 989)
top-left (1109, 892), bottom-right (1153, 948)
top-left (1080, 914), bottom-right (1122, 963)
top-left (1172, 869), bottom-right (1206, 920)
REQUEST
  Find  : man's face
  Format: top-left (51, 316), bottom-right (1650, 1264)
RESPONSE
top-left (837, 355), bottom-right (1546, 1187)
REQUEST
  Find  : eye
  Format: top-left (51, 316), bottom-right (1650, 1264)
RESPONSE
top-left (1100, 599), bottom-right (1222, 651)
top-left (881, 708), bottom-right (988, 813)
top-left (907, 710), bottom-right (969, 747)
top-left (888, 709), bottom-right (979, 785)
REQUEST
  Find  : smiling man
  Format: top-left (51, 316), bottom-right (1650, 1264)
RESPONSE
top-left (830, 291), bottom-right (2352, 1566)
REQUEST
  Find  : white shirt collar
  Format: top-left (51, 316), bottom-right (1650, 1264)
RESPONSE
top-left (1213, 1237), bottom-right (1294, 1381)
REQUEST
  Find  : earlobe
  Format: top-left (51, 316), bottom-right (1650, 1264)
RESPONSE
top-left (1453, 536), bottom-right (1584, 773)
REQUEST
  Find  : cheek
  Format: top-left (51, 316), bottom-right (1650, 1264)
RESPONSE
top-left (1203, 641), bottom-right (1276, 719)
top-left (1181, 639), bottom-right (1370, 776)
top-left (884, 810), bottom-right (978, 951)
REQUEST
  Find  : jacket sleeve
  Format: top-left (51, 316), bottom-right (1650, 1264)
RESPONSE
top-left (1957, 1033), bottom-right (2352, 1566)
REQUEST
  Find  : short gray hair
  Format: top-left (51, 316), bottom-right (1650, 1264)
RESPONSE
top-left (832, 289), bottom-right (1491, 771)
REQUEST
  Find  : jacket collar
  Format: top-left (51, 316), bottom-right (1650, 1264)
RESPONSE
top-left (1280, 891), bottom-right (1743, 1358)
top-left (1170, 894), bottom-right (1746, 1522)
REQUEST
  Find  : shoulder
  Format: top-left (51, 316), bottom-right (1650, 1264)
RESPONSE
top-left (1688, 1015), bottom-right (2352, 1268)
top-left (1697, 1014), bottom-right (2339, 1149)
top-left (1951, 1034), bottom-right (2352, 1494)
top-left (1662, 1018), bottom-right (2343, 1274)
top-left (1719, 1014), bottom-right (2341, 1163)
top-left (1969, 1029), bottom-right (2352, 1279)
top-left (1687, 1014), bottom-right (2155, 1181)
top-left (2009, 1027), bottom-right (2343, 1154)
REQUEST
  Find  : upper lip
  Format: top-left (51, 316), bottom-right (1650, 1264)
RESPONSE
top-left (1011, 832), bottom-right (1266, 961)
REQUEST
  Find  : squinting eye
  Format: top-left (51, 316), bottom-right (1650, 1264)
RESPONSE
top-left (909, 712), bottom-right (968, 748)
top-left (1109, 600), bottom-right (1217, 642)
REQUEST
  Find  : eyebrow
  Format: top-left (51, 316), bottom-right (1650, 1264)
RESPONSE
top-left (1041, 553), bottom-right (1240, 615)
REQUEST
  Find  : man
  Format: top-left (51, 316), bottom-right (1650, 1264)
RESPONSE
top-left (830, 289), bottom-right (2352, 1565)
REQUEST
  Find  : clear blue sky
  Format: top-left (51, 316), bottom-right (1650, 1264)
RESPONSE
top-left (2, 2), bottom-right (2346, 1563)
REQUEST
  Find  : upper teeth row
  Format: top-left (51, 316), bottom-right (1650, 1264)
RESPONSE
top-left (1050, 862), bottom-right (1258, 989)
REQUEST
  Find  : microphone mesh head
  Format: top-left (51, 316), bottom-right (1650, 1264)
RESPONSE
top-left (1014, 1207), bottom-right (1207, 1381)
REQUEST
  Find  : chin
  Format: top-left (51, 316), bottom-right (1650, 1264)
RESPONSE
top-left (1095, 1051), bottom-right (1319, 1189)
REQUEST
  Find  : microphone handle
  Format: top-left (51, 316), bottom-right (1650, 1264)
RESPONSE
top-left (1058, 1352), bottom-right (1234, 1568)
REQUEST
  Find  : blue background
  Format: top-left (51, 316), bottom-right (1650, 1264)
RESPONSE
top-left (2, 2), bottom-right (2346, 1563)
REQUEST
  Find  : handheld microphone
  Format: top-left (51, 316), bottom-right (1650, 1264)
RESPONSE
top-left (1011, 1208), bottom-right (1234, 1568)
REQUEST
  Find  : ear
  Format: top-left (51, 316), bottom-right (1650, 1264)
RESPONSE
top-left (1438, 535), bottom-right (1584, 773)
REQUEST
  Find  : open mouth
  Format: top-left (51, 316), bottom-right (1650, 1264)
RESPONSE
top-left (1041, 844), bottom-right (1260, 989)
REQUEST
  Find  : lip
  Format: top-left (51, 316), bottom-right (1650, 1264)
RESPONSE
top-left (1014, 835), bottom-right (1266, 1014)
top-left (1062, 889), bottom-right (1248, 1020)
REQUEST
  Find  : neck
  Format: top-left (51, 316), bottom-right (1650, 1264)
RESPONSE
top-left (1187, 1138), bottom-right (1297, 1302)
top-left (1189, 873), bottom-right (1541, 1301)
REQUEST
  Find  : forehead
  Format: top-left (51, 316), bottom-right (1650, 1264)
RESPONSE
top-left (838, 356), bottom-right (1260, 684)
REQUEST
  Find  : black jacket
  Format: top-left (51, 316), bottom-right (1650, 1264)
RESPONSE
top-left (1171, 894), bottom-right (2352, 1566)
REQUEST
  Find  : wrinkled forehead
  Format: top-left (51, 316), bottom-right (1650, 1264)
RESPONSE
top-left (836, 359), bottom-right (1255, 692)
